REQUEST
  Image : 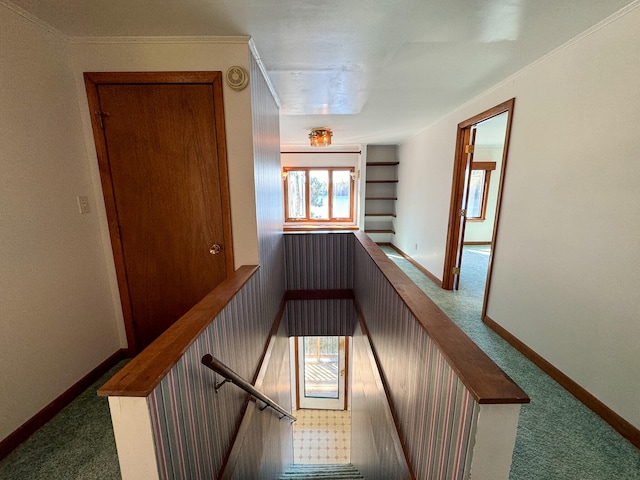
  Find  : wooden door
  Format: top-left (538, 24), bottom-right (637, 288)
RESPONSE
top-left (453, 127), bottom-right (476, 290)
top-left (84, 72), bottom-right (233, 352)
top-left (442, 98), bottom-right (515, 294)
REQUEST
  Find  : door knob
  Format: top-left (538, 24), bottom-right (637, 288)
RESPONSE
top-left (209, 244), bottom-right (222, 255)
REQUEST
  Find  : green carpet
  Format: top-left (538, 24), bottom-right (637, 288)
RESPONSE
top-left (280, 463), bottom-right (364, 479)
top-left (0, 361), bottom-right (126, 480)
top-left (382, 245), bottom-right (640, 479)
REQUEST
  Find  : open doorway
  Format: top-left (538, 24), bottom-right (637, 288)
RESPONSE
top-left (442, 99), bottom-right (515, 316)
top-left (294, 336), bottom-right (348, 410)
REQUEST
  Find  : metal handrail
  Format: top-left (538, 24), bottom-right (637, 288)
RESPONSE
top-left (201, 354), bottom-right (297, 422)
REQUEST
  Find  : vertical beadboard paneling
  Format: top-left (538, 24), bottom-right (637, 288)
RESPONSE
top-left (286, 299), bottom-right (356, 337)
top-left (251, 47), bottom-right (286, 331)
top-left (230, 319), bottom-right (293, 479)
top-left (245, 49), bottom-right (294, 474)
top-left (353, 241), bottom-right (478, 479)
top-left (351, 322), bottom-right (412, 479)
top-left (148, 272), bottom-right (273, 479)
top-left (284, 233), bottom-right (356, 337)
top-left (284, 233), bottom-right (354, 290)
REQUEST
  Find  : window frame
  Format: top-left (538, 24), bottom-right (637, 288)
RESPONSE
top-left (283, 166), bottom-right (355, 223)
top-left (466, 161), bottom-right (496, 222)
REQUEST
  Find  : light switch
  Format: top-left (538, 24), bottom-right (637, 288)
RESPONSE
top-left (77, 195), bottom-right (90, 214)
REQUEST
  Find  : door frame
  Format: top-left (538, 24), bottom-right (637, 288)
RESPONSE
top-left (442, 99), bottom-right (515, 313)
top-left (294, 336), bottom-right (349, 411)
top-left (84, 71), bottom-right (234, 353)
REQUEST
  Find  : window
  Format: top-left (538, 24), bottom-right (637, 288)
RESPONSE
top-left (466, 162), bottom-right (496, 221)
top-left (283, 167), bottom-right (355, 222)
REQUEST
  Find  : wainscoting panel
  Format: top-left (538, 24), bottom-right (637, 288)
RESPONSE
top-left (353, 241), bottom-right (478, 479)
top-left (227, 319), bottom-right (293, 479)
top-left (251, 49), bottom-right (286, 328)
top-left (147, 273), bottom-right (274, 480)
top-left (284, 233), bottom-right (354, 290)
top-left (286, 299), bottom-right (356, 337)
top-left (351, 322), bottom-right (412, 479)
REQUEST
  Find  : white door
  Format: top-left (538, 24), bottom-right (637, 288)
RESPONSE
top-left (297, 336), bottom-right (346, 410)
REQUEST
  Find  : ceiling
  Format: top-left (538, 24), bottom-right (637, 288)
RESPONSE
top-left (9, 0), bottom-right (634, 146)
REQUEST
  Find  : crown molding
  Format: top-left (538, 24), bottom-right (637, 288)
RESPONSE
top-left (248, 38), bottom-right (281, 109)
top-left (69, 34), bottom-right (251, 45)
top-left (1, 0), bottom-right (68, 41)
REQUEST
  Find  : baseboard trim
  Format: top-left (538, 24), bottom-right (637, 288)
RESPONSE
top-left (387, 244), bottom-right (443, 287)
top-left (483, 315), bottom-right (640, 449)
top-left (0, 348), bottom-right (129, 461)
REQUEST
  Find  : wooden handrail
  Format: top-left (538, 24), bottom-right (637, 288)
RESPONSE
top-left (98, 265), bottom-right (259, 397)
top-left (354, 231), bottom-right (528, 404)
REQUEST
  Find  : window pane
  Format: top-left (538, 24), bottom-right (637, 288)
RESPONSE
top-left (303, 337), bottom-right (339, 399)
top-left (309, 170), bottom-right (329, 219)
top-left (287, 171), bottom-right (306, 218)
top-left (332, 170), bottom-right (351, 219)
top-left (467, 170), bottom-right (486, 218)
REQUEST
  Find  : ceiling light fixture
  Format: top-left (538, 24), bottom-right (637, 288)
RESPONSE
top-left (309, 128), bottom-right (333, 147)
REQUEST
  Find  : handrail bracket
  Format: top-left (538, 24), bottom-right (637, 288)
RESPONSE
top-left (202, 353), bottom-right (297, 423)
top-left (214, 377), bottom-right (231, 392)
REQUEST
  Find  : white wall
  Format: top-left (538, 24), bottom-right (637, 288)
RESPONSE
top-left (395, 120), bottom-right (454, 271)
top-left (0, 4), bottom-right (121, 442)
top-left (0, 4), bottom-right (263, 444)
top-left (395, 4), bottom-right (640, 428)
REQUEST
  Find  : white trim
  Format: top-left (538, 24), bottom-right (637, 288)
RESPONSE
top-left (468, 404), bottom-right (521, 480)
top-left (249, 38), bottom-right (282, 109)
top-left (297, 336), bottom-right (346, 411)
top-left (108, 396), bottom-right (160, 480)
top-left (69, 34), bottom-right (251, 45)
top-left (281, 144), bottom-right (362, 153)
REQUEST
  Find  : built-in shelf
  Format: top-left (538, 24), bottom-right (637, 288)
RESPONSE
top-left (364, 228), bottom-right (396, 234)
top-left (363, 146), bottom-right (399, 242)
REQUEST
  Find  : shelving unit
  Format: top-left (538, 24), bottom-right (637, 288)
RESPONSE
top-left (363, 145), bottom-right (399, 243)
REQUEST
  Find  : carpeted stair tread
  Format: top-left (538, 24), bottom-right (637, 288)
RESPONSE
top-left (279, 463), bottom-right (364, 479)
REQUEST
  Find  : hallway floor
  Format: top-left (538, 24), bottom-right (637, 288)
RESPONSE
top-left (0, 361), bottom-right (125, 479)
top-left (382, 244), bottom-right (640, 479)
top-left (293, 409), bottom-right (350, 464)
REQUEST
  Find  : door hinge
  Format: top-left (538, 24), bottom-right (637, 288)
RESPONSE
top-left (460, 208), bottom-right (467, 217)
top-left (465, 144), bottom-right (475, 154)
top-left (95, 111), bottom-right (110, 130)
top-left (452, 267), bottom-right (461, 275)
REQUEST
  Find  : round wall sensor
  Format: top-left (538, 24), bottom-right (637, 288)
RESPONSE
top-left (226, 66), bottom-right (249, 91)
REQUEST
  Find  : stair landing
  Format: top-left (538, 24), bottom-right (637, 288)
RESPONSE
top-left (293, 409), bottom-right (350, 464)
